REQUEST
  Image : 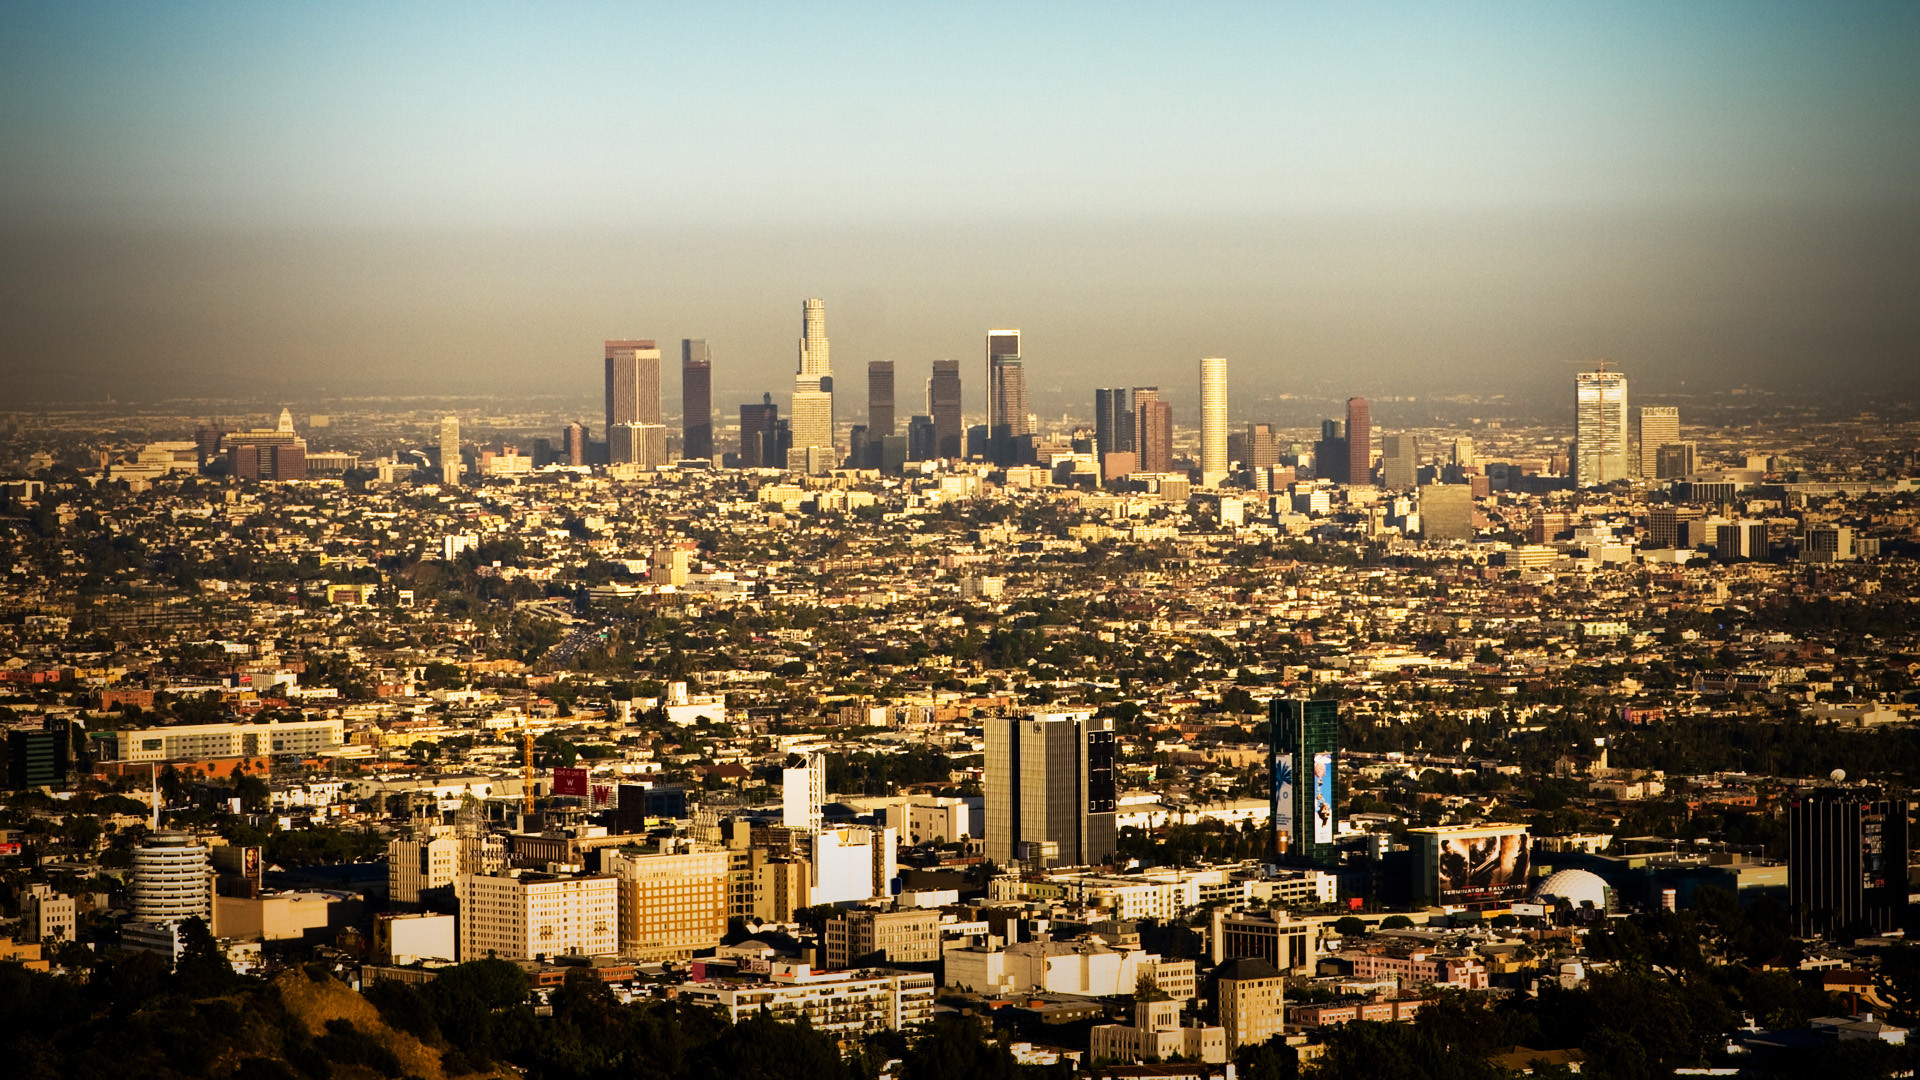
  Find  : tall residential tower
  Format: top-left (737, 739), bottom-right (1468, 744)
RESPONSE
top-left (1199, 357), bottom-right (1228, 487)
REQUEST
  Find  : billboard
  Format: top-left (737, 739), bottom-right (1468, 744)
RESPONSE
top-left (1273, 752), bottom-right (1295, 839)
top-left (552, 767), bottom-right (589, 797)
top-left (1312, 752), bottom-right (1335, 845)
top-left (1431, 826), bottom-right (1531, 904)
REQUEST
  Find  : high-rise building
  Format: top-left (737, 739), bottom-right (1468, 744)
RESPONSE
top-left (1246, 423), bottom-right (1280, 471)
top-left (868, 361), bottom-right (896, 440)
top-left (1450, 437), bottom-right (1476, 469)
top-left (1638, 405), bottom-right (1678, 479)
top-left (1133, 387), bottom-right (1173, 474)
top-left (607, 847), bottom-right (729, 961)
top-left (1380, 434), bottom-right (1419, 490)
top-left (1199, 357), bottom-right (1228, 487)
top-left (905, 416), bottom-right (935, 464)
top-left (929, 360), bottom-right (963, 460)
top-left (1575, 368), bottom-right (1630, 486)
top-left (791, 299), bottom-right (835, 465)
top-left (1214, 957), bottom-right (1286, 1051)
top-left (604, 339), bottom-right (662, 438)
top-left (682, 339), bottom-right (713, 460)
top-left (1345, 398), bottom-right (1371, 487)
top-left (824, 907), bottom-right (942, 970)
top-left (1315, 419), bottom-right (1348, 483)
top-left (1790, 788), bottom-right (1908, 938)
top-left (564, 422), bottom-right (587, 467)
top-left (984, 711), bottom-right (1116, 867)
top-left (439, 416), bottom-right (460, 486)
top-left (1419, 484), bottom-right (1474, 541)
top-left (783, 752), bottom-right (826, 834)
top-left (387, 799), bottom-right (506, 906)
top-left (1095, 388), bottom-right (1132, 457)
top-left (457, 871), bottom-right (618, 960)
top-left (131, 831), bottom-right (212, 924)
top-left (740, 396), bottom-right (779, 469)
top-left (1656, 441), bottom-right (1697, 480)
top-left (1270, 698), bottom-right (1340, 866)
top-left (986, 329), bottom-right (1029, 441)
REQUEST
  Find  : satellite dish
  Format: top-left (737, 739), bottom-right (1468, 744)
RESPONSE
top-left (1831, 769), bottom-right (1846, 783)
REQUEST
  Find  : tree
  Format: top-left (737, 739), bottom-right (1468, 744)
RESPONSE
top-left (173, 916), bottom-right (236, 997)
top-left (902, 1015), bottom-right (1020, 1080)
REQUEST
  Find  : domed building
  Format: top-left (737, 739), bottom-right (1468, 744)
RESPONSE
top-left (1532, 869), bottom-right (1613, 915)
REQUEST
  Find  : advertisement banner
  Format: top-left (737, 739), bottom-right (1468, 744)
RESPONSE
top-left (1312, 751), bottom-right (1335, 845)
top-left (1436, 828), bottom-right (1532, 903)
top-left (553, 766), bottom-right (588, 797)
top-left (591, 784), bottom-right (613, 807)
top-left (1273, 752), bottom-right (1295, 840)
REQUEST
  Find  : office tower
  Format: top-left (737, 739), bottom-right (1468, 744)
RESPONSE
top-left (881, 433), bottom-right (910, 475)
top-left (564, 422), bottom-right (587, 466)
top-left (1199, 357), bottom-right (1229, 487)
top-left (1638, 405), bottom-right (1678, 478)
top-left (985, 329), bottom-right (1029, 438)
top-left (1344, 397), bottom-right (1371, 486)
top-left (1095, 388), bottom-right (1133, 456)
top-left (131, 831), bottom-right (211, 924)
top-left (1656, 441), bottom-right (1697, 480)
top-left (905, 416), bottom-right (935, 463)
top-left (868, 361), bottom-right (896, 439)
top-left (605, 339), bottom-right (662, 438)
top-left (1451, 436), bottom-right (1476, 469)
top-left (610, 424), bottom-right (667, 468)
top-left (791, 299), bottom-right (835, 466)
top-left (1132, 387), bottom-right (1173, 473)
top-left (8, 720), bottom-right (70, 789)
top-left (984, 711), bottom-right (1116, 867)
top-left (1380, 434), bottom-right (1419, 490)
top-left (1246, 423), bottom-right (1280, 470)
top-left (1215, 958), bottom-right (1286, 1051)
top-left (784, 752), bottom-right (826, 833)
top-left (1790, 787), bottom-right (1908, 938)
top-left (607, 847), bottom-right (730, 961)
top-left (682, 339), bottom-right (713, 460)
top-left (929, 359), bottom-right (963, 459)
top-left (1314, 419), bottom-right (1348, 483)
top-left (1715, 519), bottom-right (1769, 561)
top-left (1647, 506), bottom-right (1703, 549)
top-left (439, 416), bottom-right (460, 486)
top-left (1270, 698), bottom-right (1340, 866)
top-left (1575, 368), bottom-right (1630, 486)
top-left (847, 424), bottom-right (869, 470)
top-left (1419, 484), bottom-right (1474, 541)
top-left (739, 396), bottom-right (778, 468)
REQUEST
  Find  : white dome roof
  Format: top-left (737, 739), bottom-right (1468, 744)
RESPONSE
top-left (1533, 869), bottom-right (1610, 909)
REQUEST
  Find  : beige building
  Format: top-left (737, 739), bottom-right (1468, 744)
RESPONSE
top-left (388, 825), bottom-right (506, 905)
top-left (1089, 993), bottom-right (1227, 1065)
top-left (824, 907), bottom-right (941, 969)
top-left (678, 962), bottom-right (934, 1034)
top-left (1214, 956), bottom-right (1286, 1050)
top-left (214, 891), bottom-right (359, 942)
top-left (457, 872), bottom-right (618, 961)
top-left (607, 847), bottom-right (729, 961)
top-left (21, 884), bottom-right (76, 944)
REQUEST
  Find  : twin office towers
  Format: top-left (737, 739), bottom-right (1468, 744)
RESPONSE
top-left (607, 301), bottom-right (1233, 481)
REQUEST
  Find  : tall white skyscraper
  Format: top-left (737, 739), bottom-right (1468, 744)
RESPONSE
top-left (791, 298), bottom-right (834, 470)
top-left (1199, 356), bottom-right (1228, 487)
top-left (439, 416), bottom-right (460, 486)
top-left (1639, 405), bottom-right (1679, 478)
top-left (1574, 368), bottom-right (1629, 487)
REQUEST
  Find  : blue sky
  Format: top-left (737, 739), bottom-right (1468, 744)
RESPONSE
top-left (2, 2), bottom-right (1917, 406)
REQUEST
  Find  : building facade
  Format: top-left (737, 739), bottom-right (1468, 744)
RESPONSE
top-left (984, 711), bottom-right (1117, 866)
top-left (1639, 405), bottom-right (1679, 478)
top-left (1270, 698), bottom-right (1340, 865)
top-left (1575, 369), bottom-right (1630, 486)
top-left (1214, 956), bottom-right (1286, 1050)
top-left (1199, 357), bottom-right (1228, 487)
top-left (608, 847), bottom-right (729, 961)
top-left (1790, 788), bottom-right (1909, 938)
top-left (1345, 397), bottom-right (1371, 486)
top-left (867, 360), bottom-right (896, 443)
top-left (456, 871), bottom-right (618, 961)
top-left (682, 339), bottom-right (713, 460)
top-left (929, 360), bottom-right (963, 460)
top-left (823, 907), bottom-right (941, 969)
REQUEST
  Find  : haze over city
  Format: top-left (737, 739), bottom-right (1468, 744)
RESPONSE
top-left (4, 2), bottom-right (1918, 410)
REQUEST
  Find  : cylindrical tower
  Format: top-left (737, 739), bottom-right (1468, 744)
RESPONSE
top-left (131, 830), bottom-right (211, 923)
top-left (1199, 356), bottom-right (1228, 487)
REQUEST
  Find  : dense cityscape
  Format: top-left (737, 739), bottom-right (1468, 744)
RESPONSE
top-left (3, 295), bottom-right (1919, 1080)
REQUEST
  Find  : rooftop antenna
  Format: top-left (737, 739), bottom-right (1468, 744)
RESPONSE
top-left (149, 763), bottom-right (160, 830)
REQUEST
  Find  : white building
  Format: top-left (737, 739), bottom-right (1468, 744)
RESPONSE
top-left (946, 937), bottom-right (1195, 999)
top-left (131, 831), bottom-right (212, 924)
top-left (1199, 356), bottom-right (1228, 488)
top-left (456, 872), bottom-right (618, 961)
top-left (809, 825), bottom-right (898, 906)
top-left (104, 717), bottom-right (344, 763)
top-left (678, 962), bottom-right (934, 1034)
top-left (374, 912), bottom-right (457, 965)
top-left (782, 752), bottom-right (826, 833)
top-left (1575, 369), bottom-right (1629, 486)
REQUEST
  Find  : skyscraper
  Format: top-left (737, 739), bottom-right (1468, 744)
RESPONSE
top-left (739, 395), bottom-right (779, 469)
top-left (604, 339), bottom-right (662, 441)
top-left (985, 711), bottom-right (1116, 867)
top-left (1133, 387), bottom-right (1173, 473)
top-left (1245, 423), bottom-right (1280, 471)
top-left (1790, 787), bottom-right (1908, 938)
top-left (1575, 368), bottom-right (1630, 486)
top-left (1270, 698), bottom-right (1339, 866)
top-left (1199, 357), bottom-right (1229, 487)
top-left (439, 416), bottom-right (460, 486)
top-left (985, 329), bottom-right (1028, 440)
top-left (1345, 397), bottom-right (1371, 487)
top-left (868, 361), bottom-right (896, 440)
top-left (682, 339), bottom-right (713, 461)
top-left (791, 299), bottom-right (834, 468)
top-left (564, 422), bottom-right (587, 467)
top-left (1094, 388), bottom-right (1132, 457)
top-left (1315, 419), bottom-right (1347, 483)
top-left (929, 359), bottom-right (963, 460)
top-left (1380, 434), bottom-right (1419, 490)
top-left (1638, 405), bottom-right (1678, 479)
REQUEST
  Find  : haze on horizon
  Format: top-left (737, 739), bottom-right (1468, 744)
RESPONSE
top-left (2, 2), bottom-right (1917, 418)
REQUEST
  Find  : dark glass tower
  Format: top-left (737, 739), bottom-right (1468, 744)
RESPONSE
top-left (929, 359), bottom-right (963, 460)
top-left (1790, 787), bottom-right (1909, 938)
top-left (681, 339), bottom-right (713, 460)
top-left (1271, 697), bottom-right (1340, 866)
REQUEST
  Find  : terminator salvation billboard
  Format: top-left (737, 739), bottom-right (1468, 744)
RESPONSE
top-left (1414, 824), bottom-right (1532, 905)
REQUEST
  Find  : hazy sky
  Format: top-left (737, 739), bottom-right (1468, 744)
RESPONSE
top-left (3, 2), bottom-right (1917, 416)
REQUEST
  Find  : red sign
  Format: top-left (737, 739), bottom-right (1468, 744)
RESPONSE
top-left (591, 784), bottom-right (613, 806)
top-left (553, 767), bottom-right (589, 797)
top-left (0, 842), bottom-right (21, 856)
top-left (1347, 896), bottom-right (1364, 911)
